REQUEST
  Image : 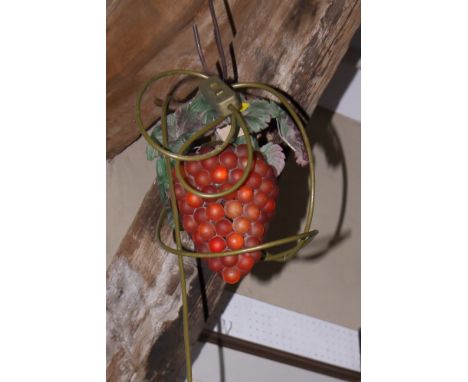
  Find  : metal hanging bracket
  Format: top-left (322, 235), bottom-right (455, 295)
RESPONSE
top-left (199, 76), bottom-right (241, 116)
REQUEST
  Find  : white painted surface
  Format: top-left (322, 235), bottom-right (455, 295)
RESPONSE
top-left (206, 293), bottom-right (361, 372)
top-left (185, 342), bottom-right (347, 382)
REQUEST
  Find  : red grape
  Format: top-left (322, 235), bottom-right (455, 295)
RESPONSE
top-left (238, 254), bottom-right (255, 272)
top-left (174, 183), bottom-right (186, 199)
top-left (221, 255), bottom-right (238, 267)
top-left (265, 165), bottom-right (275, 178)
top-left (259, 179), bottom-right (274, 194)
top-left (185, 192), bottom-right (203, 208)
top-left (209, 236), bottom-right (226, 253)
top-left (227, 232), bottom-right (244, 250)
top-left (249, 221), bottom-right (265, 238)
top-left (253, 191), bottom-right (268, 208)
top-left (207, 257), bottom-right (223, 272)
top-left (198, 243), bottom-right (210, 253)
top-left (233, 217), bottom-right (251, 235)
top-left (182, 215), bottom-right (197, 233)
top-left (194, 208), bottom-right (208, 223)
top-left (211, 165), bottom-right (229, 183)
top-left (178, 200), bottom-right (194, 214)
top-left (206, 203), bottom-right (224, 221)
top-left (245, 236), bottom-right (260, 248)
top-left (238, 156), bottom-right (248, 169)
top-left (223, 267), bottom-right (241, 284)
top-left (173, 166), bottom-right (187, 180)
top-left (246, 172), bottom-right (262, 188)
top-left (201, 153), bottom-right (219, 171)
top-left (194, 170), bottom-right (211, 188)
top-left (263, 199), bottom-right (276, 213)
top-left (197, 222), bottom-right (216, 241)
top-left (235, 144), bottom-right (248, 157)
top-left (185, 161), bottom-right (202, 176)
top-left (192, 231), bottom-right (205, 246)
top-left (237, 186), bottom-right (253, 203)
top-left (254, 159), bottom-right (268, 176)
top-left (244, 203), bottom-right (261, 221)
top-left (269, 185), bottom-right (279, 199)
top-left (229, 168), bottom-right (244, 183)
top-left (201, 185), bottom-right (217, 196)
top-left (219, 150), bottom-right (238, 169)
top-left (247, 251), bottom-right (262, 263)
top-left (215, 218), bottom-right (233, 236)
top-left (218, 182), bottom-right (236, 199)
top-left (225, 200), bottom-right (243, 219)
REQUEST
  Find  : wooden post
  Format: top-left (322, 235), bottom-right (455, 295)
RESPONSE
top-left (106, 0), bottom-right (360, 380)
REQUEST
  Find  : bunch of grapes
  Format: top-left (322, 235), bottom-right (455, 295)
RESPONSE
top-left (173, 144), bottom-right (279, 284)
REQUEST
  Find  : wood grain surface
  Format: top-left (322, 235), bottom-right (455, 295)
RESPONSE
top-left (107, 0), bottom-right (361, 158)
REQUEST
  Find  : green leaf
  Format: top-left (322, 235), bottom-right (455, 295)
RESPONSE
top-left (155, 156), bottom-right (177, 226)
top-left (174, 103), bottom-right (202, 138)
top-left (189, 92), bottom-right (213, 114)
top-left (260, 143), bottom-right (286, 176)
top-left (171, 132), bottom-right (193, 155)
top-left (146, 122), bottom-right (162, 161)
top-left (277, 111), bottom-right (308, 166)
top-left (268, 101), bottom-right (284, 119)
top-left (146, 145), bottom-right (157, 161)
top-left (188, 91), bottom-right (224, 131)
top-left (203, 109), bottom-right (219, 125)
top-left (242, 98), bottom-right (273, 133)
top-left (155, 157), bottom-right (170, 205)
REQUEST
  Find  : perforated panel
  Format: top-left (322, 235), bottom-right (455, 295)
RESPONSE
top-left (206, 292), bottom-right (360, 372)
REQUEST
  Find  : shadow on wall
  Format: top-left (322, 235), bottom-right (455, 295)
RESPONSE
top-left (249, 107), bottom-right (350, 282)
top-left (319, 26), bottom-right (361, 117)
top-left (248, 26), bottom-right (361, 282)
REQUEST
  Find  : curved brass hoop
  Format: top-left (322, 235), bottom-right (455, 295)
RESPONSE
top-left (155, 208), bottom-right (319, 258)
top-left (232, 83), bottom-right (316, 261)
top-left (136, 69), bottom-right (317, 262)
top-left (136, 69), bottom-right (238, 162)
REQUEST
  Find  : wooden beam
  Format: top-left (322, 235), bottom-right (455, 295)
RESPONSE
top-left (106, 0), bottom-right (361, 159)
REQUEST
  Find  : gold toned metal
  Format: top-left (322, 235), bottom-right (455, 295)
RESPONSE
top-left (199, 76), bottom-right (241, 116)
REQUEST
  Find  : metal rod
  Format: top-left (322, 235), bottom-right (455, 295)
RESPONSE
top-left (208, 0), bottom-right (228, 79)
top-left (161, 96), bottom-right (193, 382)
top-left (192, 24), bottom-right (211, 74)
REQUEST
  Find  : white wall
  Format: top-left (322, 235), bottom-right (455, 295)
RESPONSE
top-left (182, 342), bottom-right (347, 382)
